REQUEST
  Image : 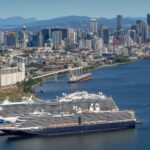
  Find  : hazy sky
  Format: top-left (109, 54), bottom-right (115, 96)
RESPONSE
top-left (0, 0), bottom-right (150, 19)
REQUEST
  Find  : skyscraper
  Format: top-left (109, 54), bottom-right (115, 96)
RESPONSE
top-left (41, 29), bottom-right (49, 46)
top-left (38, 31), bottom-right (43, 47)
top-left (5, 31), bottom-right (17, 47)
top-left (90, 19), bottom-right (97, 35)
top-left (103, 27), bottom-right (109, 45)
top-left (51, 27), bottom-right (68, 40)
top-left (147, 14), bottom-right (150, 42)
top-left (28, 33), bottom-right (39, 47)
top-left (67, 28), bottom-right (76, 44)
top-left (117, 15), bottom-right (123, 31)
top-left (52, 31), bottom-right (63, 49)
top-left (98, 25), bottom-right (105, 38)
top-left (136, 20), bottom-right (147, 43)
top-left (129, 30), bottom-right (136, 43)
top-left (147, 14), bottom-right (150, 26)
top-left (141, 22), bottom-right (147, 43)
top-left (21, 26), bottom-right (27, 50)
top-left (0, 32), bottom-right (4, 45)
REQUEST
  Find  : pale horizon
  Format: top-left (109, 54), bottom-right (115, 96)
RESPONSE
top-left (0, 0), bottom-right (149, 20)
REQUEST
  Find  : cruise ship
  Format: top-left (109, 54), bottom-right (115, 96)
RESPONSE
top-left (0, 91), bottom-right (141, 136)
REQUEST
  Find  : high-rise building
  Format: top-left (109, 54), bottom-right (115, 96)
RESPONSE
top-left (87, 32), bottom-right (94, 40)
top-left (51, 27), bottom-right (76, 48)
top-left (85, 40), bottom-right (92, 50)
top-left (147, 14), bottom-right (150, 26)
top-left (136, 20), bottom-right (143, 35)
top-left (41, 29), bottom-right (49, 46)
top-left (135, 20), bottom-right (143, 43)
top-left (21, 26), bottom-right (27, 50)
top-left (5, 31), bottom-right (17, 47)
top-left (52, 31), bottom-right (63, 49)
top-left (136, 20), bottom-right (147, 43)
top-left (141, 22), bottom-right (147, 43)
top-left (98, 25), bottom-right (105, 38)
top-left (67, 28), bottom-right (76, 44)
top-left (78, 29), bottom-right (88, 41)
top-left (38, 31), bottom-right (43, 47)
top-left (146, 14), bottom-right (150, 42)
top-left (129, 30), bottom-right (136, 43)
top-left (0, 32), bottom-right (4, 45)
top-left (124, 30), bottom-right (134, 47)
top-left (51, 27), bottom-right (68, 40)
top-left (28, 33), bottom-right (39, 47)
top-left (103, 27), bottom-right (109, 45)
top-left (117, 15), bottom-right (123, 31)
top-left (92, 38), bottom-right (103, 56)
top-left (90, 19), bottom-right (97, 35)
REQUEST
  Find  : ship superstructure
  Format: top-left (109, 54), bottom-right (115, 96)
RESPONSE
top-left (68, 67), bottom-right (92, 83)
top-left (0, 91), bottom-right (118, 117)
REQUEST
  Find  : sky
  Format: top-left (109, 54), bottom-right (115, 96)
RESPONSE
top-left (0, 0), bottom-right (150, 20)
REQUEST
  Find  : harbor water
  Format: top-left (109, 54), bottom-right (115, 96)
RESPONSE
top-left (0, 59), bottom-right (150, 150)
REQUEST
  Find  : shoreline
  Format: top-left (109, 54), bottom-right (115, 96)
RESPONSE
top-left (0, 59), bottom-right (138, 102)
top-left (32, 60), bottom-right (135, 90)
top-left (33, 60), bottom-right (134, 90)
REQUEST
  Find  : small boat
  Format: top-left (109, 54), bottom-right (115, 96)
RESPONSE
top-left (40, 87), bottom-right (46, 93)
top-left (40, 90), bottom-right (44, 93)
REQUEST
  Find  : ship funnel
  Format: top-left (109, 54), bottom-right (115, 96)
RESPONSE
top-left (77, 107), bottom-right (82, 114)
top-left (98, 92), bottom-right (103, 96)
top-left (78, 116), bottom-right (82, 125)
top-left (89, 103), bottom-right (94, 112)
top-left (95, 103), bottom-right (100, 112)
top-left (62, 93), bottom-right (66, 97)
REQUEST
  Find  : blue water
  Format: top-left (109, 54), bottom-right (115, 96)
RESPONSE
top-left (0, 59), bottom-right (150, 150)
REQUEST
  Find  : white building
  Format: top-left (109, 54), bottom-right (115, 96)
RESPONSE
top-left (90, 19), bottom-right (97, 35)
top-left (0, 62), bottom-right (25, 87)
top-left (124, 31), bottom-right (134, 47)
top-left (67, 28), bottom-right (76, 44)
top-left (85, 40), bottom-right (92, 50)
top-left (0, 32), bottom-right (5, 44)
top-left (93, 38), bottom-right (103, 56)
top-left (52, 31), bottom-right (63, 49)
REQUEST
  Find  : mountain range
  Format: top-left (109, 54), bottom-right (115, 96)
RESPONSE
top-left (0, 16), bottom-right (145, 30)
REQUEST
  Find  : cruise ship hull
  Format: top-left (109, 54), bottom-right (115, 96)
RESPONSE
top-left (68, 73), bottom-right (92, 83)
top-left (1, 121), bottom-right (136, 137)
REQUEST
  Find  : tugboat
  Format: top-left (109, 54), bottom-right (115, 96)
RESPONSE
top-left (68, 67), bottom-right (92, 83)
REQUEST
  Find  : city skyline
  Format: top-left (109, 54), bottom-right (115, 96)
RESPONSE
top-left (0, 0), bottom-right (150, 19)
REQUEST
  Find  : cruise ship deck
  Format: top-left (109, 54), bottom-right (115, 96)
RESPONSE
top-left (0, 91), bottom-right (118, 117)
